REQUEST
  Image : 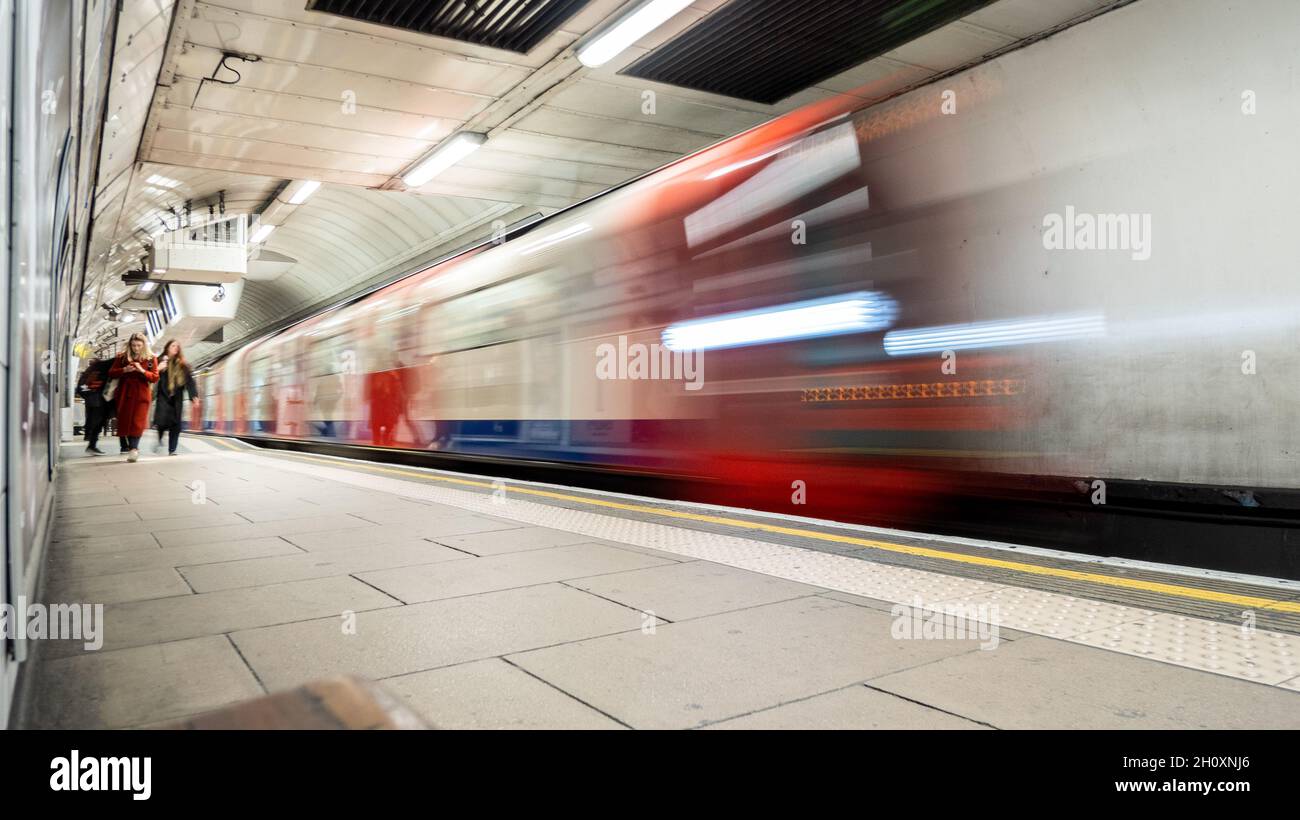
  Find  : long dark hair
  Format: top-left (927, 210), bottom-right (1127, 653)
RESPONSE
top-left (162, 339), bottom-right (189, 392)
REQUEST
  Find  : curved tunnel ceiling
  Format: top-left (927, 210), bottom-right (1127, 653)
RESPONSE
top-left (209, 183), bottom-right (514, 359)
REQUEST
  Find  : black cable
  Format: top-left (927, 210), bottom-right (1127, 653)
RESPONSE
top-left (192, 51), bottom-right (262, 107)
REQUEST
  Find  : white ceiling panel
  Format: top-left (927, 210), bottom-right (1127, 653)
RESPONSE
top-left (484, 129), bottom-right (680, 171)
top-left (157, 107), bottom-right (434, 162)
top-left (547, 79), bottom-right (770, 135)
top-left (144, 147), bottom-right (391, 187)
top-left (150, 128), bottom-right (406, 175)
top-left (512, 106), bottom-right (725, 154)
top-left (965, 0), bottom-right (1115, 38)
top-left (463, 149), bottom-right (639, 188)
top-left (886, 20), bottom-right (1022, 73)
top-left (173, 43), bottom-right (495, 120)
top-left (167, 78), bottom-right (462, 141)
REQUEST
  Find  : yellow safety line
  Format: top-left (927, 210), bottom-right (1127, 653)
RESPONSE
top-left (208, 437), bottom-right (1300, 614)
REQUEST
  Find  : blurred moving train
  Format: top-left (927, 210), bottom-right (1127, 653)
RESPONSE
top-left (197, 96), bottom-right (1033, 525)
top-left (194, 3), bottom-right (1300, 576)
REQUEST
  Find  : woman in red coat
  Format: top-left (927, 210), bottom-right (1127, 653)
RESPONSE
top-left (108, 332), bottom-right (159, 462)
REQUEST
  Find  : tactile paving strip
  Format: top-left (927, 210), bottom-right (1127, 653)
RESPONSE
top-left (1071, 612), bottom-right (1300, 684)
top-left (451, 489), bottom-right (1300, 634)
top-left (224, 449), bottom-right (1300, 692)
top-left (934, 588), bottom-right (1148, 640)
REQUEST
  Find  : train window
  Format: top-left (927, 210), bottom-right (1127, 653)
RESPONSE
top-left (308, 333), bottom-right (355, 377)
top-left (429, 285), bottom-right (517, 353)
top-left (685, 120), bottom-right (860, 249)
top-left (249, 355), bottom-right (268, 387)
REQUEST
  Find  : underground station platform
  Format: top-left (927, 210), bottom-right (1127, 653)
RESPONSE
top-left (16, 437), bottom-right (1299, 733)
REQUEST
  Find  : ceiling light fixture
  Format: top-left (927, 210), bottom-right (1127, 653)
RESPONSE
top-left (577, 0), bottom-right (694, 68)
top-left (250, 223), bottom-right (276, 244)
top-left (288, 180), bottom-right (321, 204)
top-left (402, 132), bottom-right (487, 188)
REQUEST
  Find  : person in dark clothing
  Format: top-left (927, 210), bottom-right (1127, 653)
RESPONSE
top-left (76, 356), bottom-right (114, 454)
top-left (153, 339), bottom-right (200, 455)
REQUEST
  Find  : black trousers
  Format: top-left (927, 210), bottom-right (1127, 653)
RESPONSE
top-left (118, 435), bottom-right (141, 451)
top-left (85, 402), bottom-right (110, 448)
top-left (156, 423), bottom-right (181, 454)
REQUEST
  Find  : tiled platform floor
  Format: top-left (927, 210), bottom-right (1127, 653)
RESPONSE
top-left (15, 438), bottom-right (1300, 729)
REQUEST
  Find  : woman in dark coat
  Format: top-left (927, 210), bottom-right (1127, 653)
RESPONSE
top-left (108, 332), bottom-right (159, 462)
top-left (76, 355), bottom-right (114, 454)
top-left (153, 339), bottom-right (199, 456)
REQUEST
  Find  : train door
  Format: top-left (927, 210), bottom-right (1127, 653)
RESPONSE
top-left (248, 352), bottom-right (275, 433)
top-left (517, 273), bottom-right (564, 450)
top-left (271, 340), bottom-right (303, 437)
top-left (306, 330), bottom-right (350, 439)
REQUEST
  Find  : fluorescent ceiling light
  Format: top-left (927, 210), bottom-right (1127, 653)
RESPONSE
top-left (662, 291), bottom-right (898, 352)
top-left (146, 174), bottom-right (181, 189)
top-left (288, 180), bottom-right (321, 204)
top-left (402, 132), bottom-right (487, 187)
top-left (250, 223), bottom-right (276, 244)
top-left (882, 313), bottom-right (1107, 356)
top-left (577, 0), bottom-right (694, 68)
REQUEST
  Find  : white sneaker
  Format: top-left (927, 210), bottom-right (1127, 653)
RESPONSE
top-left (127, 449), bottom-right (139, 463)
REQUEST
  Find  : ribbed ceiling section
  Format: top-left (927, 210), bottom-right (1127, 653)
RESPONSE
top-left (305, 0), bottom-right (593, 53)
top-left (186, 184), bottom-right (513, 360)
top-left (622, 0), bottom-right (999, 104)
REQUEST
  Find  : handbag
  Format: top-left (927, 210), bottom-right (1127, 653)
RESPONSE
top-left (102, 356), bottom-right (122, 401)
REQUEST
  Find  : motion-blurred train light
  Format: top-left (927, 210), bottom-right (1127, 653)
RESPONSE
top-left (883, 312), bottom-right (1106, 356)
top-left (577, 0), bottom-right (694, 68)
top-left (402, 132), bottom-right (487, 187)
top-left (516, 222), bottom-right (592, 257)
top-left (704, 146), bottom-right (785, 180)
top-left (662, 291), bottom-right (897, 352)
top-left (685, 123), bottom-right (860, 246)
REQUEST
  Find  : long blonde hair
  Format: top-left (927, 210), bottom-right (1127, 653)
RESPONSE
top-left (124, 332), bottom-right (154, 362)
